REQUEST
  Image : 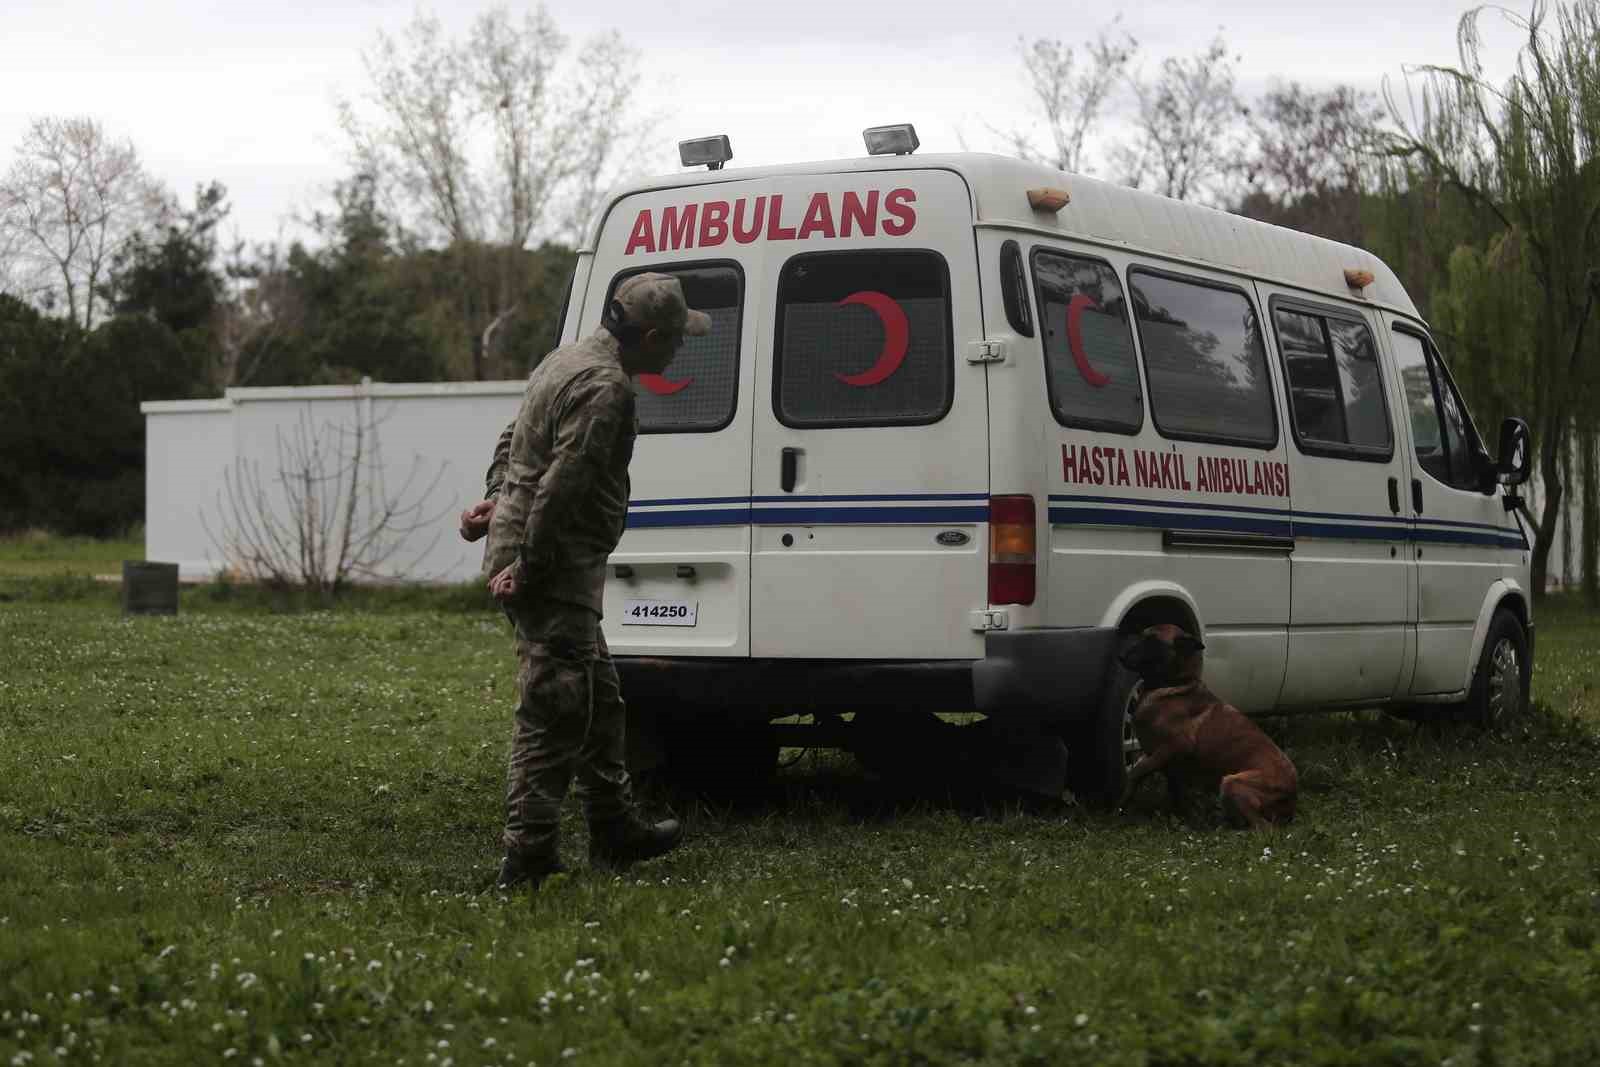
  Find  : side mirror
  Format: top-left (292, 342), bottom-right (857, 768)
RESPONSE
top-left (1496, 416), bottom-right (1532, 486)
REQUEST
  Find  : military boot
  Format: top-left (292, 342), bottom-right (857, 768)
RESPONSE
top-left (589, 815), bottom-right (683, 870)
top-left (492, 845), bottom-right (566, 892)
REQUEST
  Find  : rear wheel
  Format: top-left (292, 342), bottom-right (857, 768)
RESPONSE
top-left (1065, 663), bottom-right (1141, 809)
top-left (1462, 608), bottom-right (1530, 731)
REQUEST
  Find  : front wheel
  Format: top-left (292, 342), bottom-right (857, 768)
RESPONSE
top-left (1462, 608), bottom-right (1531, 731)
top-left (1065, 663), bottom-right (1142, 809)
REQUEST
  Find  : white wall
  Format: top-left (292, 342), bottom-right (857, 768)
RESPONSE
top-left (142, 399), bottom-right (234, 581)
top-left (142, 381), bottom-right (525, 583)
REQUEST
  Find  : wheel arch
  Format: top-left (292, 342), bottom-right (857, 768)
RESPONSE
top-left (1100, 581), bottom-right (1204, 640)
top-left (1464, 579), bottom-right (1531, 690)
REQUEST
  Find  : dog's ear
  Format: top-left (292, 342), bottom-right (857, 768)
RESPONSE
top-left (1175, 634), bottom-right (1205, 655)
top-left (1115, 635), bottom-right (1142, 670)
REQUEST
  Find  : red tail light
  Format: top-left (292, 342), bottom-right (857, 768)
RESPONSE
top-left (988, 494), bottom-right (1036, 606)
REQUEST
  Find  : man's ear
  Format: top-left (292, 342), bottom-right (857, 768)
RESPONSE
top-left (1175, 634), bottom-right (1205, 656)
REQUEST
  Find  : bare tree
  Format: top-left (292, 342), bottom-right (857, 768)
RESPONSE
top-left (0, 223), bottom-right (28, 302)
top-left (0, 116), bottom-right (166, 329)
top-left (205, 386), bottom-right (450, 598)
top-left (1246, 83), bottom-right (1385, 200)
top-left (1232, 82), bottom-right (1387, 243)
top-left (213, 235), bottom-right (302, 389)
top-left (1004, 21), bottom-right (1138, 175)
top-left (337, 4), bottom-right (645, 379)
top-left (1115, 34), bottom-right (1247, 204)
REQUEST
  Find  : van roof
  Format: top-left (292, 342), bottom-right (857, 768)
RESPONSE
top-left (588, 151), bottom-right (1421, 322)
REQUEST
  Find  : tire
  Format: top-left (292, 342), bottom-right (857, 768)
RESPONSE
top-left (1065, 663), bottom-right (1142, 809)
top-left (1462, 608), bottom-right (1531, 731)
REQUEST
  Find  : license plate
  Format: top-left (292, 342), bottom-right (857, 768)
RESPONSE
top-left (620, 599), bottom-right (698, 627)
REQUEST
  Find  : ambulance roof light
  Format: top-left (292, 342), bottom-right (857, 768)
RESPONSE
top-left (863, 124), bottom-right (920, 156)
top-left (679, 134), bottom-right (733, 171)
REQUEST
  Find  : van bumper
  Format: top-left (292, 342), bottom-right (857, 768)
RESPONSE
top-left (614, 626), bottom-right (1118, 725)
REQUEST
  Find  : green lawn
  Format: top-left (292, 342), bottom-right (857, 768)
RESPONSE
top-left (0, 529), bottom-right (144, 579)
top-left (2, 578), bottom-right (1599, 1065)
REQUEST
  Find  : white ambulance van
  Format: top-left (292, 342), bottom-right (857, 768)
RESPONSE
top-left (554, 126), bottom-right (1534, 805)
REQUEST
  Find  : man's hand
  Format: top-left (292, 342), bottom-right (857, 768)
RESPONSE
top-left (489, 561), bottom-right (522, 603)
top-left (459, 499), bottom-right (495, 542)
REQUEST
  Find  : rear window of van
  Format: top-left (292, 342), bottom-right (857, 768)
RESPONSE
top-left (1032, 250), bottom-right (1143, 434)
top-left (606, 263), bottom-right (743, 434)
top-left (1130, 270), bottom-right (1277, 447)
top-left (773, 250), bottom-right (952, 428)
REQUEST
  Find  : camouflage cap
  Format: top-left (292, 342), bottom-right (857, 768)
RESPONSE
top-left (613, 273), bottom-right (712, 338)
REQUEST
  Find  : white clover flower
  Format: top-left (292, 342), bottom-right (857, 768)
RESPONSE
top-left (1074, 1013), bottom-right (1089, 1027)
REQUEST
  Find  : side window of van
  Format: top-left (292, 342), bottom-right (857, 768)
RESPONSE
top-left (1129, 270), bottom-right (1277, 447)
top-left (1031, 250), bottom-right (1143, 433)
top-left (774, 250), bottom-right (952, 428)
top-left (1391, 329), bottom-right (1479, 490)
top-left (607, 263), bottom-right (743, 434)
top-left (1272, 305), bottom-right (1392, 458)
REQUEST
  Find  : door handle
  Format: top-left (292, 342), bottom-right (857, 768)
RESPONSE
top-left (1387, 476), bottom-right (1400, 515)
top-left (1411, 478), bottom-right (1424, 513)
top-left (781, 447), bottom-right (800, 493)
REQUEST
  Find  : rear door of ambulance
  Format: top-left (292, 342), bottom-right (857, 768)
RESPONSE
top-left (747, 169), bottom-right (990, 660)
top-left (584, 185), bottom-right (764, 657)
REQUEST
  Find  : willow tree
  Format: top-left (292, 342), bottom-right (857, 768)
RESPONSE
top-left (1385, 0), bottom-right (1600, 600)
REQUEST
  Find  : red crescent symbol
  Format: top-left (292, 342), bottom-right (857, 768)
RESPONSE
top-left (639, 373), bottom-right (693, 396)
top-left (833, 290), bottom-right (909, 387)
top-left (1067, 294), bottom-right (1112, 388)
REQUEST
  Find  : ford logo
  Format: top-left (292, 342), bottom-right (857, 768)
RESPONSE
top-left (935, 530), bottom-right (970, 547)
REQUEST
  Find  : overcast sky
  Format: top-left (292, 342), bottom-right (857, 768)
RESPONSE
top-left (1, 0), bottom-right (1530, 249)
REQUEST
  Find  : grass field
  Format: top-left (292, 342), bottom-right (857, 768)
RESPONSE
top-left (3, 571), bottom-right (1600, 1065)
top-left (0, 530), bottom-right (144, 580)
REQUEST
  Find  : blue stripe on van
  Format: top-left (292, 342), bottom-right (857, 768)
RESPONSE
top-left (750, 492), bottom-right (989, 503)
top-left (1048, 492), bottom-right (1292, 519)
top-left (1049, 505), bottom-right (1293, 538)
top-left (1047, 493), bottom-right (1523, 549)
top-left (622, 491), bottom-right (1524, 548)
top-left (626, 507), bottom-right (752, 529)
top-left (630, 494), bottom-right (751, 508)
top-left (625, 494), bottom-right (987, 530)
top-left (750, 505), bottom-right (988, 525)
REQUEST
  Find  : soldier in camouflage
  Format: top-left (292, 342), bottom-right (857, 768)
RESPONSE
top-left (460, 272), bottom-right (709, 890)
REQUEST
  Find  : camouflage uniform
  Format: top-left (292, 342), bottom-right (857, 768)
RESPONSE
top-left (483, 328), bottom-right (639, 857)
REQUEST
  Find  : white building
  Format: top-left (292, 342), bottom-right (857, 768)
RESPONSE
top-left (142, 380), bottom-right (525, 583)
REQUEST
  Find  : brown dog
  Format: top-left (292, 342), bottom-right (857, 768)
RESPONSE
top-left (1118, 624), bottom-right (1297, 829)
